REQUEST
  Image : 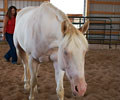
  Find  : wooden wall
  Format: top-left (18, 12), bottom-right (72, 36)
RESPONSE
top-left (86, 0), bottom-right (120, 17)
top-left (86, 0), bottom-right (120, 35)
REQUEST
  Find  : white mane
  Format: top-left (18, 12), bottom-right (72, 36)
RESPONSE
top-left (61, 31), bottom-right (88, 53)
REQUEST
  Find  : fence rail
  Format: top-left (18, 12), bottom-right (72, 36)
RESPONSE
top-left (0, 15), bottom-right (120, 48)
top-left (68, 16), bottom-right (120, 48)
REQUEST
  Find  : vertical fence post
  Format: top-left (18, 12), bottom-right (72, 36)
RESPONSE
top-left (86, 0), bottom-right (90, 16)
top-left (4, 0), bottom-right (8, 14)
top-left (109, 18), bottom-right (112, 49)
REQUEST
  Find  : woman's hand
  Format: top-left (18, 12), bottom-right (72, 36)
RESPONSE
top-left (2, 34), bottom-right (5, 40)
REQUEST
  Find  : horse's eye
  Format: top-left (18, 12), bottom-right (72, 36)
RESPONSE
top-left (64, 51), bottom-right (68, 56)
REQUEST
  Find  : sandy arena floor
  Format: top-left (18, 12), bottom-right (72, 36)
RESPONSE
top-left (0, 44), bottom-right (120, 100)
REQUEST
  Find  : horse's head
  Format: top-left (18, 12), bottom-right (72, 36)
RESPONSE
top-left (58, 20), bottom-right (89, 96)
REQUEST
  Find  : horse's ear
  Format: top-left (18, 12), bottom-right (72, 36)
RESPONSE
top-left (61, 20), bottom-right (69, 35)
top-left (79, 20), bottom-right (89, 33)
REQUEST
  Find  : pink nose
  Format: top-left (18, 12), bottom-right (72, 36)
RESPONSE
top-left (74, 83), bottom-right (87, 96)
top-left (78, 83), bottom-right (87, 96)
top-left (73, 78), bottom-right (87, 96)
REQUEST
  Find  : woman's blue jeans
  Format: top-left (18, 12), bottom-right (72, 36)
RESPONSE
top-left (4, 33), bottom-right (17, 63)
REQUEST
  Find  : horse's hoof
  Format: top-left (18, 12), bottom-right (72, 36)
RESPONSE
top-left (29, 95), bottom-right (35, 100)
top-left (24, 84), bottom-right (30, 91)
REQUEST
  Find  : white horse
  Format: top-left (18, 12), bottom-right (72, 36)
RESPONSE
top-left (14, 2), bottom-right (89, 100)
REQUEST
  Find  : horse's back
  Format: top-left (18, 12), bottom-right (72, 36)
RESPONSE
top-left (14, 2), bottom-right (65, 57)
top-left (16, 6), bottom-right (36, 22)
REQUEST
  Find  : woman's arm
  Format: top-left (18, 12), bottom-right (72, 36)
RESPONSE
top-left (2, 16), bottom-right (8, 40)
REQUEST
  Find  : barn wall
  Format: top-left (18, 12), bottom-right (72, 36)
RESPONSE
top-left (86, 0), bottom-right (120, 37)
top-left (89, 0), bottom-right (120, 17)
top-left (0, 0), bottom-right (4, 35)
top-left (0, 1), bottom-right (4, 8)
top-left (8, 0), bottom-right (43, 9)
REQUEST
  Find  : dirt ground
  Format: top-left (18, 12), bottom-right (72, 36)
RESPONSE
top-left (0, 44), bottom-right (120, 100)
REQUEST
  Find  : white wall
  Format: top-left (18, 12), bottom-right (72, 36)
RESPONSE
top-left (51, 0), bottom-right (84, 14)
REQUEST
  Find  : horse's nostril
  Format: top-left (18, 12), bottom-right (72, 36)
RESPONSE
top-left (73, 92), bottom-right (77, 96)
top-left (75, 86), bottom-right (78, 92)
top-left (83, 93), bottom-right (87, 97)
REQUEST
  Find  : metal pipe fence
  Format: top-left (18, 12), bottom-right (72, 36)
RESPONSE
top-left (0, 13), bottom-right (120, 48)
top-left (69, 16), bottom-right (120, 48)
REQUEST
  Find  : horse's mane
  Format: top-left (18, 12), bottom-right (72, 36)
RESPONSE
top-left (61, 31), bottom-right (88, 52)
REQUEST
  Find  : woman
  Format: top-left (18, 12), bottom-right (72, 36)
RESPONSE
top-left (2, 6), bottom-right (17, 64)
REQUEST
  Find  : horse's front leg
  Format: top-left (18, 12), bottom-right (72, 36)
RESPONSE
top-left (53, 61), bottom-right (65, 100)
top-left (28, 56), bottom-right (38, 100)
top-left (23, 60), bottom-right (30, 91)
top-left (50, 51), bottom-right (65, 100)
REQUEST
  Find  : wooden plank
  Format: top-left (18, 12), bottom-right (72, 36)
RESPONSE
top-left (0, 20), bottom-right (3, 22)
top-left (89, 0), bottom-right (120, 5)
top-left (0, 8), bottom-right (4, 12)
top-left (90, 11), bottom-right (120, 15)
top-left (15, 0), bottom-right (50, 1)
top-left (68, 14), bottom-right (83, 22)
top-left (110, 22), bottom-right (120, 24)
top-left (87, 0), bottom-right (90, 16)
top-left (90, 21), bottom-right (120, 24)
top-left (90, 21), bottom-right (106, 24)
top-left (67, 14), bottom-right (82, 17)
top-left (89, 31), bottom-right (120, 34)
top-left (4, 0), bottom-right (8, 13)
